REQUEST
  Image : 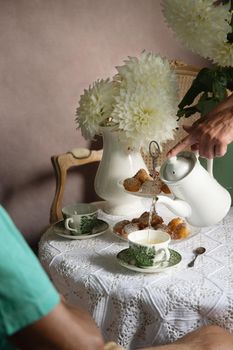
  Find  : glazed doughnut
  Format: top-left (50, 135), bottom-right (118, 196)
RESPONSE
top-left (138, 211), bottom-right (163, 229)
top-left (167, 217), bottom-right (190, 239)
top-left (174, 223), bottom-right (190, 239)
top-left (131, 217), bottom-right (140, 224)
top-left (160, 182), bottom-right (171, 194)
top-left (134, 168), bottom-right (151, 183)
top-left (167, 217), bottom-right (184, 232)
top-left (113, 220), bottom-right (130, 236)
top-left (151, 213), bottom-right (164, 227)
top-left (123, 177), bottom-right (141, 192)
top-left (123, 223), bottom-right (139, 235)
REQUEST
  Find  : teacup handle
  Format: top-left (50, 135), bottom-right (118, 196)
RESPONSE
top-left (65, 218), bottom-right (77, 232)
top-left (194, 151), bottom-right (213, 177)
top-left (156, 248), bottom-right (170, 262)
top-left (162, 247), bottom-right (170, 261)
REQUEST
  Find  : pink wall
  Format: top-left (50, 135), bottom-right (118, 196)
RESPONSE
top-left (0, 0), bottom-right (208, 246)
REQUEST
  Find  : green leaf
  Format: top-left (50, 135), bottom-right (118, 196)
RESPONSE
top-left (178, 68), bottom-right (209, 109)
top-left (196, 95), bottom-right (220, 116)
top-left (226, 67), bottom-right (233, 90)
top-left (196, 68), bottom-right (215, 90)
top-left (177, 66), bottom-right (231, 119)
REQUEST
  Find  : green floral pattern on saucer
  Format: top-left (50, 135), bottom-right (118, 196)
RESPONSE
top-left (54, 219), bottom-right (109, 239)
top-left (117, 248), bottom-right (181, 273)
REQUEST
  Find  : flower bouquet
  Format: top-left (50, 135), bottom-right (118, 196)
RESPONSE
top-left (75, 52), bottom-right (179, 215)
top-left (76, 51), bottom-right (178, 151)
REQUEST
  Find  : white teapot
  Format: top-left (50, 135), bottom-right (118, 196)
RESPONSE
top-left (157, 151), bottom-right (231, 227)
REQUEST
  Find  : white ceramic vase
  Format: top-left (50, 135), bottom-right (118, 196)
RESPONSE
top-left (94, 126), bottom-right (148, 216)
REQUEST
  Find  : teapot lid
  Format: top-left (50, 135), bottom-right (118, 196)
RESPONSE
top-left (163, 153), bottom-right (195, 181)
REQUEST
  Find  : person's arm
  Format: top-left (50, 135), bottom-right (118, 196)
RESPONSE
top-left (0, 205), bottom-right (103, 350)
top-left (10, 300), bottom-right (104, 350)
top-left (142, 325), bottom-right (233, 350)
top-left (167, 93), bottom-right (233, 159)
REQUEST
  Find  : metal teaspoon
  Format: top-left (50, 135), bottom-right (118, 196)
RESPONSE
top-left (187, 247), bottom-right (206, 268)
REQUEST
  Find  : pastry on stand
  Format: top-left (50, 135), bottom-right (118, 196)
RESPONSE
top-left (119, 141), bottom-right (190, 241)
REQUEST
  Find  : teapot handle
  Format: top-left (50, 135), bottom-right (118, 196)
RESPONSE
top-left (207, 158), bottom-right (213, 177)
top-left (194, 151), bottom-right (213, 177)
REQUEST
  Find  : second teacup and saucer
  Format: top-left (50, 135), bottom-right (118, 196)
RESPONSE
top-left (54, 203), bottom-right (109, 239)
top-left (117, 229), bottom-right (182, 273)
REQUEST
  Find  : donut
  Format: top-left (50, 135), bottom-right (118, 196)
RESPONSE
top-left (113, 220), bottom-right (130, 236)
top-left (123, 177), bottom-right (141, 192)
top-left (167, 217), bottom-right (184, 232)
top-left (123, 223), bottom-right (140, 235)
top-left (138, 211), bottom-right (163, 229)
top-left (160, 182), bottom-right (171, 194)
top-left (134, 168), bottom-right (151, 183)
top-left (167, 217), bottom-right (190, 239)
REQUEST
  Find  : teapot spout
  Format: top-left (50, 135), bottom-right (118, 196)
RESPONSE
top-left (157, 195), bottom-right (192, 218)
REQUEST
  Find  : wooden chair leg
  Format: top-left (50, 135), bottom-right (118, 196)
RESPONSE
top-left (50, 155), bottom-right (68, 224)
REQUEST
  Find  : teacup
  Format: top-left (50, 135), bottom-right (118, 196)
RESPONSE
top-left (62, 203), bottom-right (98, 235)
top-left (127, 229), bottom-right (171, 267)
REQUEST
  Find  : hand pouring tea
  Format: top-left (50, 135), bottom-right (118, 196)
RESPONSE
top-left (157, 151), bottom-right (231, 227)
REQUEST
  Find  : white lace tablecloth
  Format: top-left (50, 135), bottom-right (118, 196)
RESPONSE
top-left (38, 202), bottom-right (233, 349)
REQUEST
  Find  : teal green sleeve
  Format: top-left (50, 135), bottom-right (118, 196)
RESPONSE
top-left (0, 205), bottom-right (60, 340)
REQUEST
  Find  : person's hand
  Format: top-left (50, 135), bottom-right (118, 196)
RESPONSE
top-left (141, 325), bottom-right (233, 350)
top-left (167, 94), bottom-right (233, 159)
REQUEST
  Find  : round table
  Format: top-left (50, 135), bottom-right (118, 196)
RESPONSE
top-left (39, 203), bottom-right (233, 350)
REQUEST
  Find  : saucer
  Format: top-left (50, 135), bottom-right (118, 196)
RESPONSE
top-left (53, 219), bottom-right (109, 239)
top-left (117, 248), bottom-right (182, 273)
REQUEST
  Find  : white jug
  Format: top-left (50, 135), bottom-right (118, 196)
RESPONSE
top-left (158, 151), bottom-right (231, 227)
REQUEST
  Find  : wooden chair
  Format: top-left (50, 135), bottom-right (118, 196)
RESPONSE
top-left (50, 60), bottom-right (200, 224)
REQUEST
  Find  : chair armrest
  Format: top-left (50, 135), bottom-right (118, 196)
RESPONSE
top-left (50, 148), bottom-right (102, 224)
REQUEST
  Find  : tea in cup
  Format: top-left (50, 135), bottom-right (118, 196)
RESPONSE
top-left (62, 203), bottom-right (98, 235)
top-left (127, 229), bottom-right (171, 267)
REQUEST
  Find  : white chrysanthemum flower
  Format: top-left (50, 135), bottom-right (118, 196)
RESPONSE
top-left (112, 89), bottom-right (178, 151)
top-left (112, 53), bottom-right (178, 150)
top-left (162, 0), bottom-right (231, 66)
top-left (211, 41), bottom-right (233, 67)
top-left (115, 52), bottom-right (173, 89)
top-left (76, 79), bottom-right (119, 139)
